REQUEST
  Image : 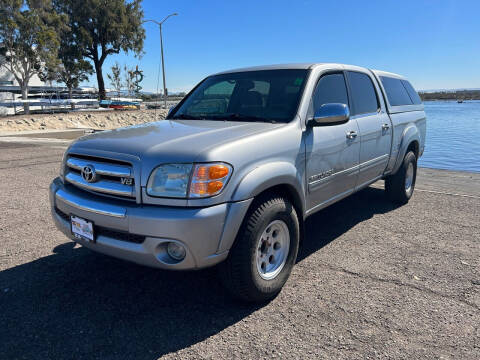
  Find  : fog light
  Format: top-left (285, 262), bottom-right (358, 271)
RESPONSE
top-left (167, 242), bottom-right (186, 261)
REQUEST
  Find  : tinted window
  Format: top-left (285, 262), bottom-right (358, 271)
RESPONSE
top-left (401, 80), bottom-right (422, 105)
top-left (172, 70), bottom-right (308, 123)
top-left (347, 71), bottom-right (379, 115)
top-left (313, 73), bottom-right (349, 112)
top-left (204, 80), bottom-right (235, 96)
top-left (380, 76), bottom-right (413, 106)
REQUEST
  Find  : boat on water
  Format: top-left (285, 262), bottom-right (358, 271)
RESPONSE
top-left (457, 99), bottom-right (464, 103)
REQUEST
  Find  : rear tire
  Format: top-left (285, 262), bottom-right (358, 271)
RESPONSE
top-left (385, 151), bottom-right (417, 204)
top-left (219, 194), bottom-right (300, 303)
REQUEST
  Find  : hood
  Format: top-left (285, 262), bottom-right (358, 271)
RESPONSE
top-left (70, 119), bottom-right (282, 164)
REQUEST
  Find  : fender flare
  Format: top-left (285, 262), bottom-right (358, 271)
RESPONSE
top-left (392, 124), bottom-right (420, 174)
top-left (231, 161), bottom-right (305, 215)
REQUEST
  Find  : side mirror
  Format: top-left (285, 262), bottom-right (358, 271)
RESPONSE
top-left (310, 103), bottom-right (350, 126)
top-left (167, 106), bottom-right (175, 117)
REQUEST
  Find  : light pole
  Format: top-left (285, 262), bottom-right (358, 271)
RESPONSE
top-left (143, 13), bottom-right (178, 109)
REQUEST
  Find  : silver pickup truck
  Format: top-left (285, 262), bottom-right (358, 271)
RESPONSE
top-left (50, 63), bottom-right (426, 302)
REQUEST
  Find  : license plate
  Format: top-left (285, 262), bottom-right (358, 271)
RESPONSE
top-left (71, 215), bottom-right (95, 242)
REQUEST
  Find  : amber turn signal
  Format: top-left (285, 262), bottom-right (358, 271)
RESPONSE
top-left (189, 163), bottom-right (232, 197)
top-left (209, 165), bottom-right (230, 179)
top-left (207, 181), bottom-right (224, 193)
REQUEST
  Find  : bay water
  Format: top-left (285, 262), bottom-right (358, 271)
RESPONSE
top-left (419, 101), bottom-right (480, 173)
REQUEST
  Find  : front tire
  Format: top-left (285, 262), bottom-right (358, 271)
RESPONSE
top-left (385, 151), bottom-right (417, 204)
top-left (219, 194), bottom-right (300, 303)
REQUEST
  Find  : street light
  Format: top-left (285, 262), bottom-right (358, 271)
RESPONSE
top-left (143, 13), bottom-right (178, 109)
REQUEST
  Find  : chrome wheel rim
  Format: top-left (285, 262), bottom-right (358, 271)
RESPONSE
top-left (255, 220), bottom-right (290, 280)
top-left (405, 162), bottom-right (414, 194)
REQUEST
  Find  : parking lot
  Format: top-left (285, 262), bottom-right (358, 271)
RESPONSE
top-left (0, 135), bottom-right (479, 359)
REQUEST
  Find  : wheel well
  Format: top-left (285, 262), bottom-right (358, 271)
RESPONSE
top-left (250, 184), bottom-right (305, 245)
top-left (407, 140), bottom-right (419, 158)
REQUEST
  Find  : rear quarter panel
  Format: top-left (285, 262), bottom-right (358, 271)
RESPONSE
top-left (386, 110), bottom-right (427, 174)
top-left (371, 70), bottom-right (427, 173)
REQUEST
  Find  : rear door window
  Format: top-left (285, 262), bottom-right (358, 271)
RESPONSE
top-left (401, 80), bottom-right (422, 104)
top-left (380, 76), bottom-right (413, 106)
top-left (312, 73), bottom-right (349, 112)
top-left (347, 71), bottom-right (379, 115)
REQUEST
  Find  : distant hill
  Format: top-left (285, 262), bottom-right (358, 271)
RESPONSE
top-left (419, 89), bottom-right (480, 101)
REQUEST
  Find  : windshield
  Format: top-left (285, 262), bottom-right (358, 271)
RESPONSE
top-left (170, 69), bottom-right (309, 123)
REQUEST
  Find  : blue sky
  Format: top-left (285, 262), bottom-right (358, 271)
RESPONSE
top-left (88, 0), bottom-right (480, 93)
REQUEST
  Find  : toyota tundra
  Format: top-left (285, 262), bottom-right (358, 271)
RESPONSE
top-left (50, 63), bottom-right (426, 302)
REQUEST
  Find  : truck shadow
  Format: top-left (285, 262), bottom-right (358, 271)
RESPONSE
top-left (298, 186), bottom-right (399, 262)
top-left (0, 186), bottom-right (398, 359)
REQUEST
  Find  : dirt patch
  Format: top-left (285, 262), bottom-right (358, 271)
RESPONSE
top-left (0, 108), bottom-right (168, 132)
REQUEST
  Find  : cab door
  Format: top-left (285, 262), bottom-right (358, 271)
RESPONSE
top-left (305, 72), bottom-right (360, 214)
top-left (345, 71), bottom-right (392, 188)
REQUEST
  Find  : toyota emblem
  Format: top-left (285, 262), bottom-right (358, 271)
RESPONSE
top-left (81, 165), bottom-right (97, 183)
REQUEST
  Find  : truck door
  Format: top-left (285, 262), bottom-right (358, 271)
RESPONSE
top-left (345, 71), bottom-right (392, 188)
top-left (305, 72), bottom-right (360, 214)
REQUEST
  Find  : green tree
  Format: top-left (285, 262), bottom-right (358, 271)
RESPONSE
top-left (54, 0), bottom-right (145, 100)
top-left (124, 65), bottom-right (137, 98)
top-left (107, 62), bottom-right (123, 98)
top-left (40, 26), bottom-right (94, 99)
top-left (63, 66), bottom-right (91, 98)
top-left (54, 39), bottom-right (94, 99)
top-left (55, 61), bottom-right (93, 99)
top-left (0, 0), bottom-right (65, 113)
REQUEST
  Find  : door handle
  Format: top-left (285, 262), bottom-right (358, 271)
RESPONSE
top-left (382, 123), bottom-right (390, 131)
top-left (346, 130), bottom-right (357, 139)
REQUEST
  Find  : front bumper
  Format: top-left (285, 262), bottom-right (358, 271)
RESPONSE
top-left (49, 177), bottom-right (252, 270)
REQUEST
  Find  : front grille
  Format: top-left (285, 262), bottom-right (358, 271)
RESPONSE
top-left (64, 154), bottom-right (135, 199)
top-left (55, 207), bottom-right (70, 221)
top-left (55, 207), bottom-right (145, 244)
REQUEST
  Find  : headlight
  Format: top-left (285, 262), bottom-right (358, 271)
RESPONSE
top-left (147, 164), bottom-right (193, 198)
top-left (146, 162), bottom-right (232, 198)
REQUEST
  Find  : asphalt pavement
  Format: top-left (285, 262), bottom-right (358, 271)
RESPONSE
top-left (0, 136), bottom-right (478, 359)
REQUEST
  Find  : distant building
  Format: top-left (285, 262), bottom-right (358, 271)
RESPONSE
top-left (0, 66), bottom-right (46, 100)
top-left (0, 67), bottom-right (51, 114)
top-left (0, 65), bottom-right (99, 115)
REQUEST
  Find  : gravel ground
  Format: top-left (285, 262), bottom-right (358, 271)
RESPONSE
top-left (0, 139), bottom-right (479, 360)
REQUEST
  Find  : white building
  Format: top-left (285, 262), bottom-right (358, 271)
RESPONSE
top-left (1, 65), bottom-right (97, 115)
top-left (0, 66), bottom-right (45, 97)
top-left (0, 65), bottom-right (48, 114)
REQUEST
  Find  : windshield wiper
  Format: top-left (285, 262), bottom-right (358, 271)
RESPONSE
top-left (211, 113), bottom-right (275, 123)
top-left (173, 113), bottom-right (276, 123)
top-left (171, 114), bottom-right (203, 120)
